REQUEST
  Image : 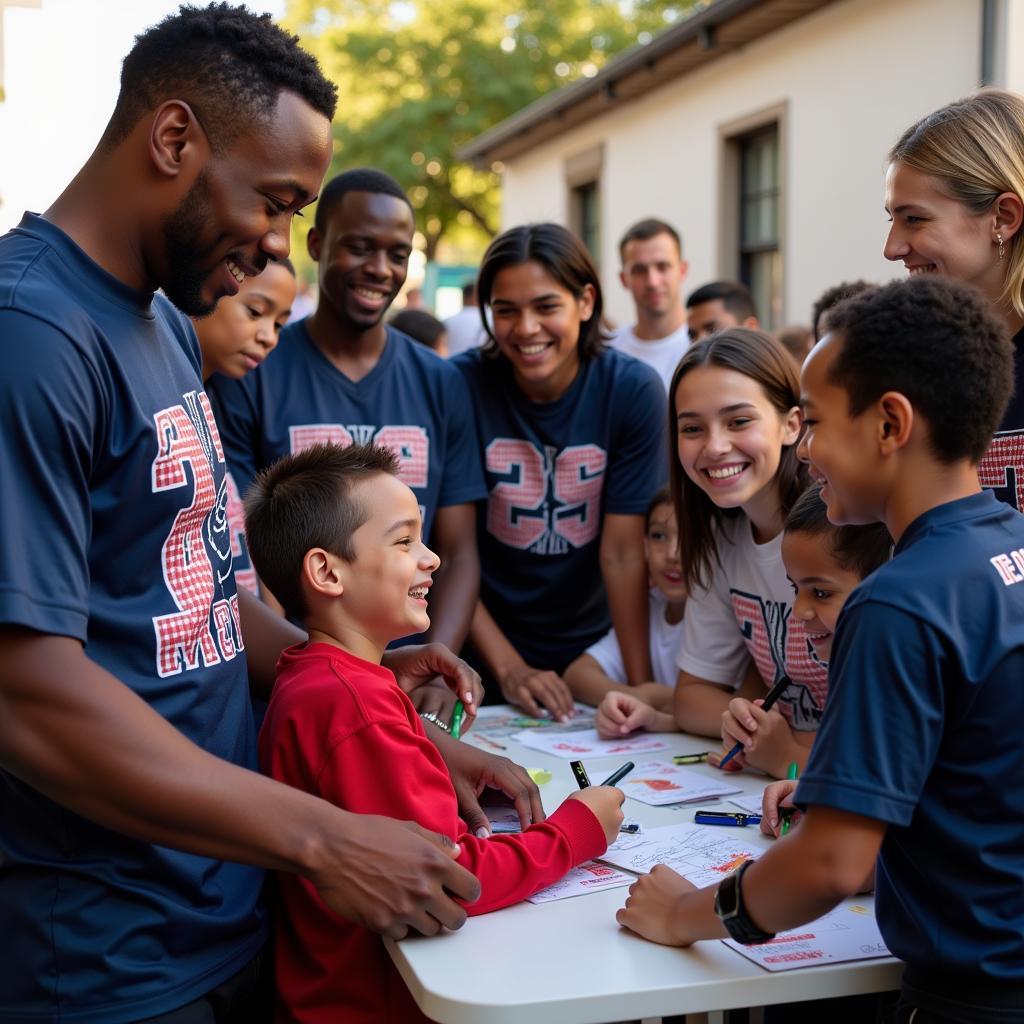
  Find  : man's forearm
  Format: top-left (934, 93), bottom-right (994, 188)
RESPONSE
top-left (238, 585), bottom-right (305, 700)
top-left (600, 545), bottom-right (652, 685)
top-left (0, 630), bottom-right (341, 877)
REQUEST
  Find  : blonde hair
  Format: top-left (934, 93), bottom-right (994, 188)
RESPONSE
top-left (889, 89), bottom-right (1024, 317)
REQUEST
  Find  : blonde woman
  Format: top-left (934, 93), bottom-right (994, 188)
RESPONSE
top-left (884, 88), bottom-right (1024, 512)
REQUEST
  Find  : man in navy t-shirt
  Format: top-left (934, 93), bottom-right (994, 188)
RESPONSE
top-left (0, 10), bottom-right (490, 1024)
top-left (614, 278), bottom-right (1024, 1023)
top-left (210, 170), bottom-right (486, 689)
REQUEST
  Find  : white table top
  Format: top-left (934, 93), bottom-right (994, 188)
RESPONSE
top-left (387, 714), bottom-right (902, 1024)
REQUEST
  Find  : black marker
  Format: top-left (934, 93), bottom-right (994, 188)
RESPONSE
top-left (600, 761), bottom-right (635, 787)
top-left (717, 675), bottom-right (793, 769)
top-left (570, 760), bottom-right (591, 789)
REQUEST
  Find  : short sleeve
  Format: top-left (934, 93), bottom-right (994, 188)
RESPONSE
top-left (436, 365), bottom-right (488, 507)
top-left (603, 364), bottom-right (668, 516)
top-left (0, 310), bottom-right (100, 639)
top-left (582, 626), bottom-right (627, 684)
top-left (675, 571), bottom-right (749, 686)
top-left (796, 600), bottom-right (947, 826)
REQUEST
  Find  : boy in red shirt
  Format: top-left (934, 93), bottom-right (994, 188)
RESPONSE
top-left (245, 442), bottom-right (624, 1023)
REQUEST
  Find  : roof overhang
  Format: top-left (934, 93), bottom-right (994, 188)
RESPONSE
top-left (459, 0), bottom-right (838, 166)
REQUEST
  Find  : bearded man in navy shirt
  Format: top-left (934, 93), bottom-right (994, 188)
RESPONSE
top-left (0, 7), bottom-right (544, 1023)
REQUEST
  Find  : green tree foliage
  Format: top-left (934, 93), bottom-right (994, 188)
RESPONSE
top-left (284, 0), bottom-right (699, 260)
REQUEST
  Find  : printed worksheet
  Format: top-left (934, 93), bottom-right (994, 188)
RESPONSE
top-left (473, 703), bottom-right (597, 739)
top-left (723, 902), bottom-right (891, 971)
top-left (598, 822), bottom-right (763, 888)
top-left (527, 861), bottom-right (635, 904)
top-left (511, 728), bottom-right (671, 759)
top-left (729, 792), bottom-right (768, 816)
top-left (609, 761), bottom-right (743, 806)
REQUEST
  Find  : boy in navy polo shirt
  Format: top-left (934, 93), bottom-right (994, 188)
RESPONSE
top-left (614, 276), bottom-right (1024, 1024)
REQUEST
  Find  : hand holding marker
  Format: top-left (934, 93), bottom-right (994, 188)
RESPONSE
top-left (717, 675), bottom-right (793, 769)
top-left (570, 760), bottom-right (635, 789)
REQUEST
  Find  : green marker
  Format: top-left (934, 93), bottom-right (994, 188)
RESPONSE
top-left (780, 761), bottom-right (799, 836)
top-left (450, 700), bottom-right (465, 740)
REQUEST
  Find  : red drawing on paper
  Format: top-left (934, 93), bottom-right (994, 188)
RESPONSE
top-left (552, 742), bottom-right (590, 753)
top-left (632, 778), bottom-right (682, 792)
top-left (711, 853), bottom-right (752, 875)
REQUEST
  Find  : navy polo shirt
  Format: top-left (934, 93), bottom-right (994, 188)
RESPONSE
top-left (798, 490), bottom-right (1024, 981)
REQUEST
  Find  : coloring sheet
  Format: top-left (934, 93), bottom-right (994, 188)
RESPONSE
top-left (728, 792), bottom-right (768, 816)
top-left (527, 861), bottom-right (635, 904)
top-left (473, 703), bottom-right (597, 739)
top-left (723, 902), bottom-right (891, 971)
top-left (598, 822), bottom-right (763, 888)
top-left (606, 761), bottom-right (743, 806)
top-left (511, 728), bottom-right (671, 760)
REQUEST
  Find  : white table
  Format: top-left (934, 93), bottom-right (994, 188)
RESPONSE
top-left (387, 720), bottom-right (902, 1024)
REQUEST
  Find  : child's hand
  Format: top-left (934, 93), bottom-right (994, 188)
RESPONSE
top-left (721, 698), bottom-right (795, 776)
top-left (760, 779), bottom-right (800, 837)
top-left (721, 696), bottom-right (763, 751)
top-left (499, 664), bottom-right (575, 723)
top-left (617, 865), bottom-right (699, 946)
top-left (567, 785), bottom-right (625, 845)
top-left (707, 747), bottom-right (746, 772)
top-left (596, 691), bottom-right (656, 738)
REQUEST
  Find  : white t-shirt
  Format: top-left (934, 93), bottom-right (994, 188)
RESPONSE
top-left (584, 589), bottom-right (683, 686)
top-left (443, 307), bottom-right (486, 358)
top-left (609, 323), bottom-right (690, 394)
top-left (675, 516), bottom-right (829, 732)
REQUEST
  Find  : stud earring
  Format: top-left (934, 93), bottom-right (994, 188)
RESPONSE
top-left (998, 234), bottom-right (1006, 260)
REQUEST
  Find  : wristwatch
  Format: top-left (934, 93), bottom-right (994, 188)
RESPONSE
top-left (714, 859), bottom-right (775, 945)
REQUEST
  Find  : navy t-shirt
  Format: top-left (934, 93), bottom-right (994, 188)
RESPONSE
top-left (453, 347), bottom-right (667, 671)
top-left (979, 326), bottom-right (1024, 511)
top-left (0, 215), bottom-right (264, 1023)
top-left (797, 490), bottom-right (1024, 981)
top-left (209, 319), bottom-right (487, 593)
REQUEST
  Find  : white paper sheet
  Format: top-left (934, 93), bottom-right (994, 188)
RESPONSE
top-left (510, 728), bottom-right (671, 760)
top-left (604, 760), bottom-right (743, 806)
top-left (482, 807), bottom-right (522, 834)
top-left (526, 861), bottom-right (635, 904)
top-left (723, 902), bottom-right (891, 971)
top-left (728, 792), bottom-right (768, 816)
top-left (598, 822), bottom-right (763, 888)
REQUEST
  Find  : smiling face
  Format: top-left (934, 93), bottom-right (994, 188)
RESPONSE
top-left (620, 233), bottom-right (687, 320)
top-left (309, 191), bottom-right (414, 335)
top-left (674, 365), bottom-right (801, 529)
top-left (780, 528), bottom-right (862, 662)
top-left (488, 260), bottom-right (595, 402)
top-left (195, 261), bottom-right (296, 380)
top-left (798, 334), bottom-right (887, 526)
top-left (339, 472), bottom-right (440, 648)
top-left (883, 161), bottom-right (1003, 300)
top-left (160, 90), bottom-right (331, 316)
top-left (644, 502), bottom-right (687, 604)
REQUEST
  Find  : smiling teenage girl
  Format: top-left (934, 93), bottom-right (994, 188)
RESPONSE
top-left (884, 89), bottom-right (1024, 512)
top-left (453, 224), bottom-right (666, 719)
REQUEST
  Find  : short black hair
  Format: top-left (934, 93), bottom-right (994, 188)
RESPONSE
top-left (811, 280), bottom-right (874, 341)
top-left (102, 3), bottom-right (337, 153)
top-left (685, 280), bottom-right (757, 322)
top-left (825, 276), bottom-right (1014, 464)
top-left (314, 167), bottom-right (412, 234)
top-left (619, 218), bottom-right (683, 262)
top-left (784, 483), bottom-right (891, 580)
top-left (477, 222), bottom-right (607, 359)
top-left (391, 309), bottom-right (446, 351)
top-left (244, 442), bottom-right (399, 621)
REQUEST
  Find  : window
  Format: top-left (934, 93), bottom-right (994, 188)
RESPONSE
top-left (719, 106), bottom-right (787, 329)
top-left (564, 143), bottom-right (604, 268)
top-left (570, 179), bottom-right (601, 266)
top-left (738, 125), bottom-right (781, 329)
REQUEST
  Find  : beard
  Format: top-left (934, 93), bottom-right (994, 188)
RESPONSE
top-left (161, 173), bottom-right (221, 317)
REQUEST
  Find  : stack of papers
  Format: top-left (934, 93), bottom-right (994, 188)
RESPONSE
top-left (511, 728), bottom-right (671, 759)
top-left (527, 861), bottom-right (634, 904)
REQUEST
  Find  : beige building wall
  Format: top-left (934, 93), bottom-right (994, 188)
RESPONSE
top-left (499, 0), bottom-right (983, 329)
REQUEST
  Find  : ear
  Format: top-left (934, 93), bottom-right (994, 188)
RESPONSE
top-left (993, 191), bottom-right (1024, 244)
top-left (618, 269), bottom-right (628, 290)
top-left (148, 100), bottom-right (208, 181)
top-left (781, 405), bottom-right (803, 446)
top-left (302, 548), bottom-right (345, 599)
top-left (307, 226), bottom-right (322, 262)
top-left (744, 316), bottom-right (761, 331)
top-left (578, 282), bottom-right (597, 322)
top-left (877, 391), bottom-right (914, 454)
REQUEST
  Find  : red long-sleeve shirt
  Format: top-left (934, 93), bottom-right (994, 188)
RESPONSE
top-left (259, 642), bottom-right (608, 1024)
